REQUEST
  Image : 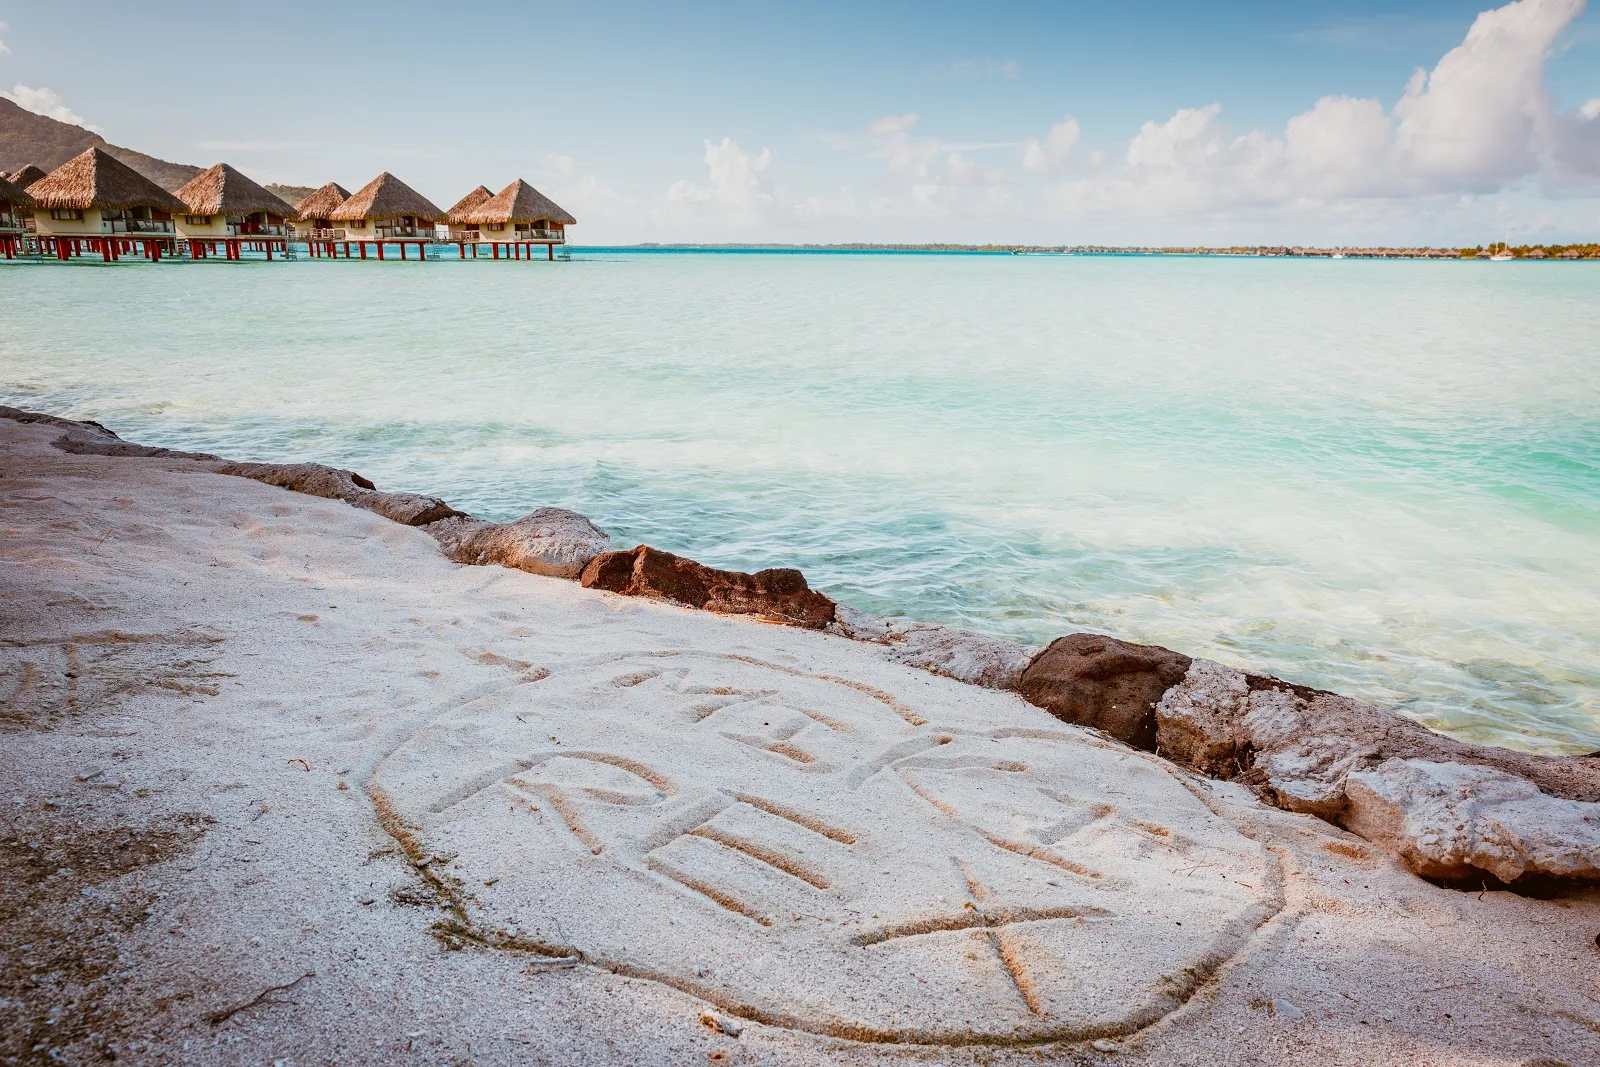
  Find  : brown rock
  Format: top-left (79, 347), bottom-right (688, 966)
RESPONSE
top-left (1017, 633), bottom-right (1192, 749)
top-left (218, 462), bottom-right (462, 527)
top-left (579, 545), bottom-right (835, 629)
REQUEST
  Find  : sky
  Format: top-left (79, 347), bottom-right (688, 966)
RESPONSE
top-left (2, 0), bottom-right (1598, 245)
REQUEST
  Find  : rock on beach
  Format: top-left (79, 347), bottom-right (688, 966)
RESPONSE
top-left (579, 544), bottom-right (837, 628)
top-left (1016, 633), bottom-right (1192, 750)
top-left (1153, 657), bottom-right (1600, 883)
top-left (425, 508), bottom-right (611, 579)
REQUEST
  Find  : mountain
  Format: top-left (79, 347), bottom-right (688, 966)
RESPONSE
top-left (103, 145), bottom-right (201, 191)
top-left (3, 97), bottom-right (221, 194)
top-left (265, 184), bottom-right (318, 208)
top-left (0, 97), bottom-right (99, 172)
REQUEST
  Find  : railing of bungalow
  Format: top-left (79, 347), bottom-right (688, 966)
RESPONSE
top-left (104, 219), bottom-right (175, 234)
top-left (301, 228), bottom-right (347, 241)
top-left (516, 228), bottom-right (566, 242)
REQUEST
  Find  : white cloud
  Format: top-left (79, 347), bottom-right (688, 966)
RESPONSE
top-left (868, 113), bottom-right (1007, 186)
top-left (1025, 0), bottom-right (1600, 225)
top-left (1391, 0), bottom-right (1580, 187)
top-left (1, 83), bottom-right (99, 131)
top-left (663, 137), bottom-right (778, 228)
top-left (0, 20), bottom-right (10, 56)
top-left (1581, 99), bottom-right (1600, 121)
top-left (1021, 118), bottom-right (1080, 174)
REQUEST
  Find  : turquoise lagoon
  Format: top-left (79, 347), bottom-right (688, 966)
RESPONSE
top-left (2, 249), bottom-right (1596, 753)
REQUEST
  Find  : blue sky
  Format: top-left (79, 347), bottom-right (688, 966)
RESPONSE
top-left (2, 0), bottom-right (1598, 243)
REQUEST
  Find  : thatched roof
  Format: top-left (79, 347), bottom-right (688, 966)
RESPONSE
top-left (446, 185), bottom-right (493, 224)
top-left (293, 181), bottom-right (350, 220)
top-left (0, 173), bottom-right (34, 209)
top-left (328, 171), bottom-right (443, 222)
top-left (175, 163), bottom-right (295, 217)
top-left (8, 164), bottom-right (49, 190)
top-left (462, 179), bottom-right (576, 225)
top-left (27, 147), bottom-right (185, 212)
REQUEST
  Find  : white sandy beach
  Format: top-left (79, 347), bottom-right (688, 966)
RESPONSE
top-left (2, 411), bottom-right (1598, 1066)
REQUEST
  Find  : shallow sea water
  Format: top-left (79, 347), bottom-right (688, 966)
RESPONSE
top-left (2, 249), bottom-right (1596, 753)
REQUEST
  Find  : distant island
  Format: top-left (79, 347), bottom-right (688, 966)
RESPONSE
top-left (628, 242), bottom-right (1600, 259)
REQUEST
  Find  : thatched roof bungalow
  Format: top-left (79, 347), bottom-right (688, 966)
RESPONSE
top-left (6, 164), bottom-right (48, 190)
top-left (328, 172), bottom-right (443, 241)
top-left (290, 182), bottom-right (350, 237)
top-left (0, 174), bottom-right (33, 254)
top-left (0, 173), bottom-right (33, 230)
top-left (443, 185), bottom-right (493, 238)
top-left (461, 179), bottom-right (575, 243)
top-left (27, 147), bottom-right (184, 239)
top-left (173, 164), bottom-right (296, 240)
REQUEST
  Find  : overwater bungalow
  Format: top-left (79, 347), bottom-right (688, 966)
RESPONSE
top-left (457, 179), bottom-right (575, 260)
top-left (325, 172), bottom-right (443, 260)
top-left (443, 185), bottom-right (493, 242)
top-left (173, 163), bottom-right (296, 260)
top-left (0, 174), bottom-right (33, 258)
top-left (5, 166), bottom-right (47, 233)
top-left (289, 182), bottom-right (350, 250)
top-left (6, 164), bottom-right (48, 189)
top-left (26, 147), bottom-right (185, 261)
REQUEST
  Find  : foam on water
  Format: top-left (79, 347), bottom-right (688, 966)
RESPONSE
top-left (2, 250), bottom-right (1596, 753)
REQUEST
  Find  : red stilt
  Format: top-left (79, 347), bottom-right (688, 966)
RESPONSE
top-left (548, 242), bottom-right (554, 261)
top-left (399, 242), bottom-right (406, 261)
top-left (377, 242), bottom-right (384, 261)
top-left (266, 242), bottom-right (273, 261)
top-left (492, 243), bottom-right (499, 260)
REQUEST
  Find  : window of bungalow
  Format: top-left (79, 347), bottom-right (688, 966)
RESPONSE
top-left (151, 210), bottom-right (172, 222)
top-left (226, 216), bottom-right (244, 225)
top-left (185, 215), bottom-right (210, 226)
top-left (50, 207), bottom-right (84, 220)
top-left (484, 221), bottom-right (505, 232)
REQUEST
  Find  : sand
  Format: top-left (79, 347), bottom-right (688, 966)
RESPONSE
top-left (2, 412), bottom-right (1597, 1066)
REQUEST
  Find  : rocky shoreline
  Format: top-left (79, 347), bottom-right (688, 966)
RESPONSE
top-left (14, 404), bottom-right (1597, 890)
top-left (5, 403), bottom-right (1600, 1064)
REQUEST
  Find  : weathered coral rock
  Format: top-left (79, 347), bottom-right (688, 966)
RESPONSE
top-left (0, 405), bottom-right (220, 461)
top-left (579, 545), bottom-right (835, 628)
top-left (1343, 759), bottom-right (1600, 883)
top-left (1154, 658), bottom-right (1600, 881)
top-left (425, 509), bottom-right (610, 579)
top-left (1017, 633), bottom-right (1192, 749)
top-left (219, 462), bottom-right (462, 527)
top-left (830, 605), bottom-right (1035, 690)
top-left (1152, 658), bottom-right (1251, 775)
